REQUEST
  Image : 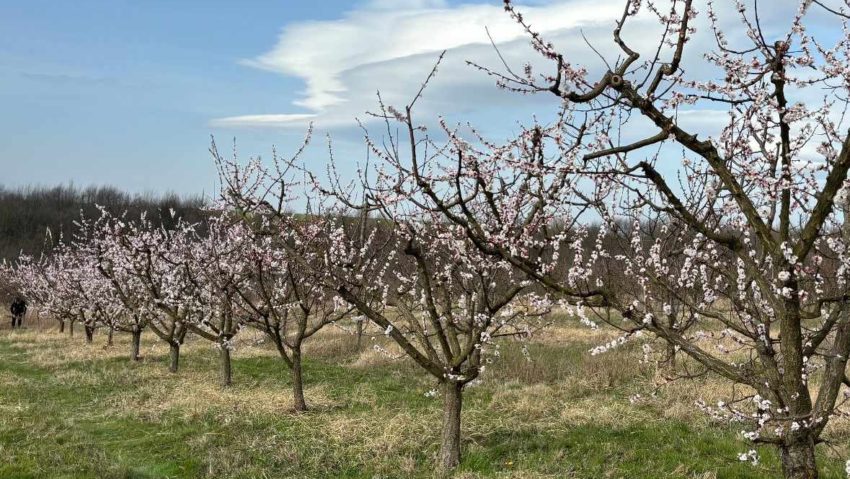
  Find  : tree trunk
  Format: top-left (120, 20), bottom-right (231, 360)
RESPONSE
top-left (665, 342), bottom-right (677, 370)
top-left (130, 328), bottom-right (142, 362)
top-left (664, 310), bottom-right (677, 370)
top-left (439, 381), bottom-right (463, 471)
top-left (58, 319), bottom-right (65, 334)
top-left (169, 342), bottom-right (180, 373)
top-left (69, 320), bottom-right (75, 337)
top-left (84, 325), bottom-right (94, 344)
top-left (292, 347), bottom-right (307, 412)
top-left (106, 327), bottom-right (114, 347)
top-left (219, 342), bottom-right (232, 387)
top-left (356, 320), bottom-right (364, 350)
top-left (779, 439), bottom-right (818, 479)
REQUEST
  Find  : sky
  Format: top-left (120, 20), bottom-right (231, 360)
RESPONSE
top-left (0, 0), bottom-right (837, 199)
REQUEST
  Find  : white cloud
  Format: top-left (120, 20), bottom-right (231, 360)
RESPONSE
top-left (211, 0), bottom-right (816, 131)
top-left (210, 113), bottom-right (317, 128)
top-left (365, 0), bottom-right (449, 10)
top-left (213, 0), bottom-right (624, 129)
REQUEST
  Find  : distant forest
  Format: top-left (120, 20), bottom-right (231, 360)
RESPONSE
top-left (0, 185), bottom-right (207, 262)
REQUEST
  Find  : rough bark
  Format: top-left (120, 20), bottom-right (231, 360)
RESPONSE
top-left (356, 320), bottom-right (363, 350)
top-left (169, 342), bottom-right (180, 373)
top-left (58, 319), bottom-right (65, 334)
top-left (664, 342), bottom-right (677, 372)
top-left (106, 327), bottom-right (114, 347)
top-left (219, 343), bottom-right (232, 388)
top-left (779, 439), bottom-right (818, 479)
top-left (130, 328), bottom-right (142, 362)
top-left (292, 347), bottom-right (307, 412)
top-left (665, 313), bottom-right (677, 369)
top-left (84, 325), bottom-right (94, 344)
top-left (439, 381), bottom-right (463, 471)
top-left (69, 320), bottom-right (75, 337)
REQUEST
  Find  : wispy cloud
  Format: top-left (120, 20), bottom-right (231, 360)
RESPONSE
top-left (19, 70), bottom-right (115, 86)
top-left (209, 113), bottom-right (317, 128)
top-left (212, 0), bottom-right (816, 132)
top-left (211, 0), bottom-right (624, 129)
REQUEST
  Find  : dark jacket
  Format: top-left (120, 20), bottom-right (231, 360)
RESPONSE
top-left (10, 298), bottom-right (26, 316)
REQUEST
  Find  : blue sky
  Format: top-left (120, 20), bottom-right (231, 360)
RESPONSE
top-left (0, 0), bottom-right (639, 198)
top-left (0, 0), bottom-right (826, 198)
top-left (1, 0), bottom-right (353, 196)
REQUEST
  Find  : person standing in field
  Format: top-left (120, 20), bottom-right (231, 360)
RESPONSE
top-left (10, 297), bottom-right (26, 329)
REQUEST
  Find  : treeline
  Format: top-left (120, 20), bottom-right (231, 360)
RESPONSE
top-left (0, 184), bottom-right (207, 261)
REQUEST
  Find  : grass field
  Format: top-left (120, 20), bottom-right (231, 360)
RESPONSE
top-left (0, 319), bottom-right (847, 478)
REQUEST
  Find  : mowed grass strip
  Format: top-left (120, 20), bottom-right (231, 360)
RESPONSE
top-left (0, 325), bottom-right (846, 478)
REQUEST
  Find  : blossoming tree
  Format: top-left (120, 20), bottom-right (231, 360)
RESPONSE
top-left (178, 215), bottom-right (254, 387)
top-left (90, 212), bottom-right (197, 372)
top-left (359, 1), bottom-right (850, 477)
top-left (213, 135), bottom-right (552, 469)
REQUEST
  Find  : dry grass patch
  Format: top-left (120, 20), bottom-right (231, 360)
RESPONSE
top-left (108, 373), bottom-right (338, 422)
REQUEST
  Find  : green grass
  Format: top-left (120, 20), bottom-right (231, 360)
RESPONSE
top-left (0, 328), bottom-right (846, 478)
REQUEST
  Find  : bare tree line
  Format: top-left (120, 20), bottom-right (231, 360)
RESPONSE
top-left (0, 184), bottom-right (206, 263)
